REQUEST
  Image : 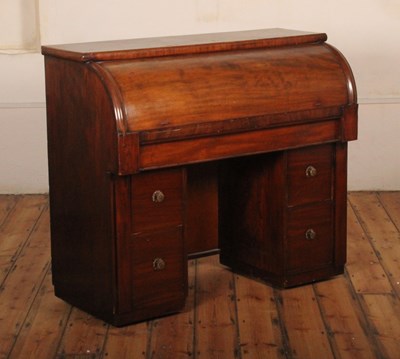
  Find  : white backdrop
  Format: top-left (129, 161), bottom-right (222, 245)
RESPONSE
top-left (0, 0), bottom-right (399, 192)
top-left (0, 0), bottom-right (39, 53)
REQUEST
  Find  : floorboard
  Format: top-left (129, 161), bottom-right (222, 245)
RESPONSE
top-left (0, 192), bottom-right (399, 359)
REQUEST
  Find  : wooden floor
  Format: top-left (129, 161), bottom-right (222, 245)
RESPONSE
top-left (0, 193), bottom-right (399, 359)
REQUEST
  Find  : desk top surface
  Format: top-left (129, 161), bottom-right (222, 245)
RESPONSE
top-left (41, 28), bottom-right (327, 62)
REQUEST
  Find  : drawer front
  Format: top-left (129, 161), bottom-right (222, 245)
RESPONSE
top-left (131, 227), bottom-right (186, 309)
top-left (131, 168), bottom-right (184, 234)
top-left (287, 144), bottom-right (333, 207)
top-left (287, 202), bottom-right (333, 272)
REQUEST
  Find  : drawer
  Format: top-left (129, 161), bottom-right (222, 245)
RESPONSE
top-left (287, 144), bottom-right (333, 207)
top-left (131, 168), bottom-right (185, 234)
top-left (286, 202), bottom-right (333, 272)
top-left (130, 227), bottom-right (186, 309)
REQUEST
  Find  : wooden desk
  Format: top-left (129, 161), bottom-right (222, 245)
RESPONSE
top-left (42, 28), bottom-right (358, 326)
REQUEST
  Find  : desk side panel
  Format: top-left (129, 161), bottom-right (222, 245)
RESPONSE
top-left (44, 57), bottom-right (119, 322)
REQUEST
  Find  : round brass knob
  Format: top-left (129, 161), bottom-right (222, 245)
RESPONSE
top-left (305, 228), bottom-right (317, 240)
top-left (305, 165), bottom-right (317, 177)
top-left (153, 257), bottom-right (166, 271)
top-left (152, 190), bottom-right (165, 203)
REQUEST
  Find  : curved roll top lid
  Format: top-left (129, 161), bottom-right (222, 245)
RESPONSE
top-left (42, 28), bottom-right (357, 138)
top-left (99, 43), bottom-right (354, 135)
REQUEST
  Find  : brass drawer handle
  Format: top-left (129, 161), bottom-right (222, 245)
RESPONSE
top-left (153, 257), bottom-right (166, 271)
top-left (305, 165), bottom-right (317, 177)
top-left (152, 190), bottom-right (165, 203)
top-left (305, 228), bottom-right (317, 240)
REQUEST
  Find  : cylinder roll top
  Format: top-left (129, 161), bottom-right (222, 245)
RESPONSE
top-left (100, 43), bottom-right (352, 134)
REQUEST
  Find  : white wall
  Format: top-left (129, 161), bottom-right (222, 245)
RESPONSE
top-left (0, 0), bottom-right (399, 193)
top-left (0, 0), bottom-right (40, 52)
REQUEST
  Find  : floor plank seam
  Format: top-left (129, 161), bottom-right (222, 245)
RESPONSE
top-left (312, 282), bottom-right (338, 359)
top-left (342, 268), bottom-right (386, 359)
top-left (0, 195), bottom-right (19, 230)
top-left (231, 271), bottom-right (242, 359)
top-left (272, 288), bottom-right (292, 359)
top-left (5, 261), bottom-right (52, 359)
top-left (0, 200), bottom-right (48, 289)
top-left (377, 192), bottom-right (400, 235)
top-left (348, 196), bottom-right (399, 297)
top-left (192, 259), bottom-right (198, 359)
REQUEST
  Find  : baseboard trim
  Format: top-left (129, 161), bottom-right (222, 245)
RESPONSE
top-left (0, 102), bottom-right (46, 109)
top-left (1, 98), bottom-right (399, 109)
top-left (358, 97), bottom-right (400, 105)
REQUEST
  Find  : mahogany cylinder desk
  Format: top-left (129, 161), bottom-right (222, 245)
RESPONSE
top-left (42, 28), bottom-right (358, 326)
